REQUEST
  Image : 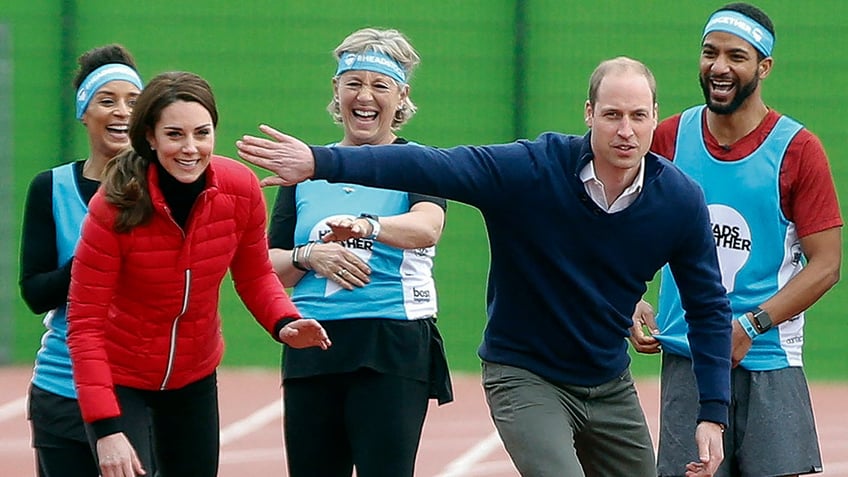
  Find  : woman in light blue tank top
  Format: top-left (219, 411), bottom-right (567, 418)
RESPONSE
top-left (19, 44), bottom-right (142, 477)
top-left (263, 28), bottom-right (452, 477)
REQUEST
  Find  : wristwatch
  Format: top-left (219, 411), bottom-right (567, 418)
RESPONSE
top-left (750, 307), bottom-right (773, 334)
top-left (359, 214), bottom-right (381, 240)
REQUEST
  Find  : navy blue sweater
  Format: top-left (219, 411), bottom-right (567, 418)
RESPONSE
top-left (312, 131), bottom-right (732, 425)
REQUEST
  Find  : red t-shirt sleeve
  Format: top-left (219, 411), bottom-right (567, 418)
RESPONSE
top-left (781, 129), bottom-right (843, 237)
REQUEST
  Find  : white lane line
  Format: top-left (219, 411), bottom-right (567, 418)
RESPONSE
top-left (0, 397), bottom-right (26, 424)
top-left (434, 430), bottom-right (503, 477)
top-left (219, 398), bottom-right (282, 446)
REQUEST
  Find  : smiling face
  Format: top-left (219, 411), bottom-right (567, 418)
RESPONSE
top-left (699, 31), bottom-right (770, 115)
top-left (585, 70), bottom-right (657, 179)
top-left (146, 100), bottom-right (214, 183)
top-left (81, 80), bottom-right (141, 160)
top-left (334, 70), bottom-right (408, 146)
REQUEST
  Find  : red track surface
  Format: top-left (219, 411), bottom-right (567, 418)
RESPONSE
top-left (1, 366), bottom-right (845, 476)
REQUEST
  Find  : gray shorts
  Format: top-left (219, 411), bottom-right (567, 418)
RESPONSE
top-left (658, 353), bottom-right (822, 477)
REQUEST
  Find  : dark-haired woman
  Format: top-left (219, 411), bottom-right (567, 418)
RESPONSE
top-left (19, 44), bottom-right (142, 477)
top-left (66, 71), bottom-right (330, 477)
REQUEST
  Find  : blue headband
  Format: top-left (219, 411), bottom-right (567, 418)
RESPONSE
top-left (703, 10), bottom-right (774, 57)
top-left (335, 50), bottom-right (407, 84)
top-left (75, 63), bottom-right (143, 119)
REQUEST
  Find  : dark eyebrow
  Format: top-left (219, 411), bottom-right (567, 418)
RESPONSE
top-left (702, 42), bottom-right (753, 57)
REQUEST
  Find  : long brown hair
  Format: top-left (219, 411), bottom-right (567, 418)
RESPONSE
top-left (102, 71), bottom-right (218, 232)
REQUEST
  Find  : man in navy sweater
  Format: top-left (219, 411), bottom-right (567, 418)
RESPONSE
top-left (238, 56), bottom-right (732, 477)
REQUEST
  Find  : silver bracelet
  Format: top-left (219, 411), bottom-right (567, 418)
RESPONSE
top-left (301, 242), bottom-right (316, 270)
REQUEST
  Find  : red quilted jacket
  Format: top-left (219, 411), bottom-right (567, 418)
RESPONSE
top-left (67, 155), bottom-right (299, 424)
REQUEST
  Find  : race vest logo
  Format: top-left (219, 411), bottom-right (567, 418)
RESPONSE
top-left (412, 287), bottom-right (431, 303)
top-left (708, 204), bottom-right (750, 293)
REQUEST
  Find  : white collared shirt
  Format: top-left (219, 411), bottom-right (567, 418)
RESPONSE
top-left (578, 158), bottom-right (645, 213)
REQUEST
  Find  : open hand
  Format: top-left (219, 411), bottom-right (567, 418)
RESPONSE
top-left (279, 318), bottom-right (332, 350)
top-left (237, 124), bottom-right (315, 187)
top-left (307, 241), bottom-right (371, 291)
top-left (323, 216), bottom-right (373, 242)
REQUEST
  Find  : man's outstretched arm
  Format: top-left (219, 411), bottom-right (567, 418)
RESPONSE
top-left (237, 124), bottom-right (316, 186)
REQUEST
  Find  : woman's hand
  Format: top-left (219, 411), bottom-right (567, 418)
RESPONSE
top-left (308, 241), bottom-right (371, 291)
top-left (96, 432), bottom-right (146, 477)
top-left (280, 319), bottom-right (332, 350)
top-left (323, 216), bottom-right (373, 242)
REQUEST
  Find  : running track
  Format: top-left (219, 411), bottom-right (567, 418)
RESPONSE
top-left (1, 366), bottom-right (846, 476)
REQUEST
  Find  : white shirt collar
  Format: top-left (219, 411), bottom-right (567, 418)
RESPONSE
top-left (578, 158), bottom-right (645, 213)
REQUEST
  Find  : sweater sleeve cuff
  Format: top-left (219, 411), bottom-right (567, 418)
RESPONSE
top-left (310, 146), bottom-right (334, 180)
top-left (273, 317), bottom-right (298, 342)
top-left (90, 417), bottom-right (124, 439)
top-left (697, 400), bottom-right (729, 428)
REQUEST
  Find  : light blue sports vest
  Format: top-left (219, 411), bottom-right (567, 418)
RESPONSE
top-left (292, 179), bottom-right (438, 320)
top-left (656, 106), bottom-right (805, 370)
top-left (32, 163), bottom-right (89, 398)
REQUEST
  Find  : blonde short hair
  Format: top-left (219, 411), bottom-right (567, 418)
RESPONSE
top-left (328, 28), bottom-right (420, 129)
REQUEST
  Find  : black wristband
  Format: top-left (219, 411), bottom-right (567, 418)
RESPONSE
top-left (274, 316), bottom-right (298, 342)
top-left (90, 416), bottom-right (124, 439)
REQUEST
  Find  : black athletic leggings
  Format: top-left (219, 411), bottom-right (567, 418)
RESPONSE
top-left (284, 369), bottom-right (430, 477)
top-left (88, 371), bottom-right (220, 477)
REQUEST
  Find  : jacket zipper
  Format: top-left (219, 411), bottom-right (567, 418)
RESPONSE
top-left (160, 268), bottom-right (191, 390)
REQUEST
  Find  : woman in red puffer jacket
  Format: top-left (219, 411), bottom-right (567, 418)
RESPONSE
top-left (67, 71), bottom-right (331, 477)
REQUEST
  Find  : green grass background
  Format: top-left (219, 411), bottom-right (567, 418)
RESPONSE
top-left (1, 1), bottom-right (845, 380)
